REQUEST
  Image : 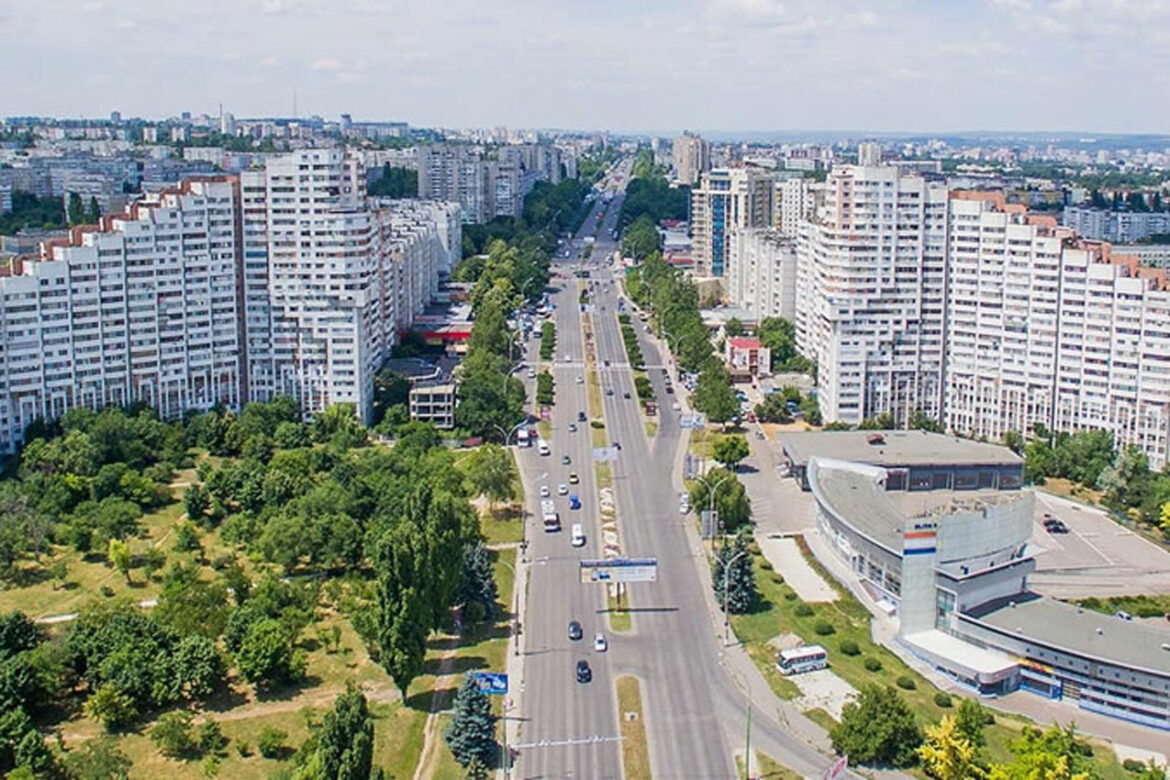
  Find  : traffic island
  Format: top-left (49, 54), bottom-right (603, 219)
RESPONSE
top-left (616, 676), bottom-right (651, 780)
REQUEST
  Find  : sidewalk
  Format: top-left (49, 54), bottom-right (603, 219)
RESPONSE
top-left (502, 458), bottom-right (533, 779)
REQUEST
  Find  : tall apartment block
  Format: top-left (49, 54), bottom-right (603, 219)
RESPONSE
top-left (691, 167), bottom-right (775, 278)
top-left (774, 177), bottom-right (815, 238)
top-left (416, 143), bottom-right (564, 224)
top-left (796, 165), bottom-right (949, 426)
top-left (671, 133), bottom-right (710, 186)
top-left (725, 228), bottom-right (797, 322)
top-left (0, 151), bottom-right (459, 452)
top-left (1062, 205), bottom-right (1170, 243)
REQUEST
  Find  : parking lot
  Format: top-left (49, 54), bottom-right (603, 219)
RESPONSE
top-left (1028, 491), bottom-right (1170, 598)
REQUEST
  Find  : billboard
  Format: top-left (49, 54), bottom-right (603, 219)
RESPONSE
top-left (579, 558), bottom-right (658, 583)
top-left (470, 672), bottom-right (508, 695)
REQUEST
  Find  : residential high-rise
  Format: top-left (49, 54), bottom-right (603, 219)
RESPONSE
top-left (774, 177), bottom-right (815, 238)
top-left (1062, 205), bottom-right (1170, 243)
top-left (796, 165), bottom-right (948, 426)
top-left (857, 141), bottom-right (883, 166)
top-left (671, 133), bottom-right (710, 186)
top-left (725, 228), bottom-right (797, 322)
top-left (691, 167), bottom-right (775, 278)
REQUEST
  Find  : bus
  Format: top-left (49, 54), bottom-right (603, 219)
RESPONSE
top-left (776, 645), bottom-right (828, 675)
top-left (541, 499), bottom-right (561, 532)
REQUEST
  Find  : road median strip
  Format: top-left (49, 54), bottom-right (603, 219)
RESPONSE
top-left (616, 676), bottom-right (651, 780)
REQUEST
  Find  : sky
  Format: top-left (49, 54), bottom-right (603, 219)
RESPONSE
top-left (3, 0), bottom-right (1169, 134)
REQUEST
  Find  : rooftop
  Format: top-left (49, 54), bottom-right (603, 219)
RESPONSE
top-left (964, 593), bottom-right (1170, 678)
top-left (728, 337), bottom-right (762, 349)
top-left (780, 429), bottom-right (1022, 469)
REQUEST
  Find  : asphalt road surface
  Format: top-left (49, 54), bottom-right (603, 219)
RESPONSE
top-left (512, 161), bottom-right (849, 777)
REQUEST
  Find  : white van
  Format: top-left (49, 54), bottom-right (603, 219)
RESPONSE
top-left (571, 524), bottom-right (585, 547)
top-left (537, 439), bottom-right (550, 456)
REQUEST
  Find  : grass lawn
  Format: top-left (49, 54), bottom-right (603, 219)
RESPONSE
top-left (802, 707), bottom-right (837, 733)
top-left (607, 590), bottom-right (633, 633)
top-left (480, 505), bottom-right (524, 546)
top-left (591, 426), bottom-right (608, 448)
top-left (1039, 477), bottom-right (1103, 506)
top-left (616, 676), bottom-right (651, 780)
top-left (537, 420), bottom-right (552, 442)
top-left (736, 752), bottom-right (804, 780)
top-left (644, 421), bottom-right (658, 438)
top-left (587, 369), bottom-right (603, 420)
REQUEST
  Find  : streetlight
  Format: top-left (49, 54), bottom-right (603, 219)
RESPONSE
top-left (695, 470), bottom-right (733, 541)
top-left (722, 546), bottom-right (751, 646)
top-left (491, 418), bottom-right (528, 447)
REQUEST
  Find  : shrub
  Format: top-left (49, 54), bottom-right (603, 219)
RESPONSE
top-left (772, 575), bottom-right (785, 584)
top-left (760, 561), bottom-right (773, 571)
top-left (257, 726), bottom-right (287, 759)
top-left (863, 657), bottom-right (882, 672)
top-left (896, 676), bottom-right (917, 690)
top-left (933, 692), bottom-right (953, 708)
top-left (793, 603), bottom-right (814, 617)
top-left (590, 420), bottom-right (604, 429)
top-left (839, 639), bottom-right (860, 656)
top-left (783, 591), bottom-right (798, 601)
top-left (1123, 759), bottom-right (1146, 773)
top-left (813, 620), bottom-right (835, 636)
top-left (235, 741), bottom-right (251, 758)
top-left (198, 720), bottom-right (228, 755)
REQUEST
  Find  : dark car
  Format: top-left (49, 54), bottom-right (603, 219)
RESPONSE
top-left (576, 660), bottom-right (592, 683)
top-left (568, 620), bottom-right (583, 641)
top-left (578, 411), bottom-right (587, 422)
top-left (623, 391), bottom-right (631, 399)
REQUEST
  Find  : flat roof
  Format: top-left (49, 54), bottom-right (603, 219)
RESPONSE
top-left (964, 594), bottom-right (1170, 678)
top-left (813, 463), bottom-right (906, 552)
top-left (903, 630), bottom-right (1017, 676)
top-left (781, 429), bottom-right (1022, 469)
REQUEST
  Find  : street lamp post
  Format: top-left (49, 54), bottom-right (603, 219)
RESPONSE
top-left (722, 547), bottom-right (751, 646)
top-left (695, 471), bottom-right (733, 541)
top-left (491, 419), bottom-right (528, 447)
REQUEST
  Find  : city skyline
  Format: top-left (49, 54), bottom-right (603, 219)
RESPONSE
top-left (4, 0), bottom-right (1170, 134)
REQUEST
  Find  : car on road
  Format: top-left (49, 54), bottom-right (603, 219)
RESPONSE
top-left (623, 391), bottom-right (631, 399)
top-left (612, 441), bottom-right (621, 450)
top-left (569, 494), bottom-right (581, 510)
top-left (539, 485), bottom-right (550, 498)
top-left (593, 633), bottom-right (607, 652)
top-left (568, 621), bottom-right (583, 641)
top-left (576, 376), bottom-right (584, 384)
top-left (527, 369), bottom-right (536, 378)
top-left (578, 411), bottom-right (587, 422)
top-left (568, 472), bottom-right (579, 484)
top-left (563, 354), bottom-right (571, 362)
top-left (576, 660), bottom-right (592, 683)
top-left (557, 484), bottom-right (568, 496)
top-left (561, 454), bottom-right (571, 465)
top-left (671, 401), bottom-right (681, 411)
top-left (665, 385), bottom-right (674, 394)
top-left (568, 423), bottom-right (577, 433)
top-left (1044, 517), bottom-right (1069, 534)
top-left (661, 368), bottom-right (669, 375)
top-left (605, 387), bottom-right (614, 396)
top-left (603, 360), bottom-right (610, 367)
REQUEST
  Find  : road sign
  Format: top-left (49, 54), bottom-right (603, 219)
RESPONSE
top-left (822, 755), bottom-right (848, 780)
top-left (681, 414), bottom-right (707, 429)
top-left (579, 557), bottom-right (658, 583)
top-left (470, 672), bottom-right (509, 695)
top-left (591, 446), bottom-right (619, 462)
top-left (700, 510), bottom-right (717, 539)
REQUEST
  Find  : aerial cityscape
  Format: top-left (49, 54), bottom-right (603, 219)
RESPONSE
top-left (3, 2), bottom-right (1170, 779)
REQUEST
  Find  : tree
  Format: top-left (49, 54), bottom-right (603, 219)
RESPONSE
top-left (955, 699), bottom-right (994, 748)
top-left (149, 710), bottom-right (195, 758)
top-left (142, 547), bottom-right (167, 581)
top-left (712, 532), bottom-right (756, 614)
top-left (988, 724), bottom-right (1095, 780)
top-left (858, 412), bottom-right (895, 430)
top-left (67, 191), bottom-right (85, 226)
top-left (86, 195), bottom-right (101, 224)
top-left (917, 716), bottom-right (983, 780)
top-left (173, 635), bottom-right (227, 699)
top-left (830, 685), bottom-right (922, 767)
top-left (621, 214), bottom-right (660, 260)
top-left (1096, 444), bottom-right (1150, 510)
top-left (689, 468), bottom-right (751, 532)
top-left (312, 682), bottom-right (374, 780)
top-left (799, 394), bottom-right (822, 426)
top-left (154, 572), bottom-right (229, 639)
top-left (724, 318), bottom-right (745, 338)
top-left (692, 365), bottom-right (740, 424)
top-left (257, 726), bottom-right (288, 759)
top-left (378, 587), bottom-right (428, 703)
top-left (84, 683), bottom-right (138, 730)
top-left (460, 542), bottom-right (498, 620)
top-left (712, 435), bottom-right (749, 471)
top-left (0, 613), bottom-right (41, 661)
top-left (1000, 430), bottom-right (1024, 456)
top-left (908, 411), bottom-right (944, 433)
top-left (463, 444), bottom-right (514, 508)
top-left (444, 675), bottom-right (497, 767)
top-left (63, 735), bottom-right (132, 780)
top-left (185, 484), bottom-right (210, 523)
top-left (235, 618), bottom-right (302, 688)
top-left (758, 317), bottom-right (801, 371)
top-left (107, 538), bottom-right (132, 583)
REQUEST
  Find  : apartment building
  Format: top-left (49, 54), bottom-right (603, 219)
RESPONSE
top-left (417, 143), bottom-right (562, 224)
top-left (691, 167), bottom-right (775, 278)
top-left (0, 151), bottom-right (456, 452)
top-left (796, 165), bottom-right (949, 426)
top-left (774, 176), bottom-right (815, 238)
top-left (1063, 205), bottom-right (1170, 243)
top-left (0, 178), bottom-right (245, 450)
top-left (725, 227), bottom-right (797, 321)
top-left (672, 133), bottom-right (710, 186)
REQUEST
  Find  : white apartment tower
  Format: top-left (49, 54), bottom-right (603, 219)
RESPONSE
top-left (691, 167), bottom-right (775, 278)
top-left (726, 228), bottom-right (797, 322)
top-left (774, 177), bottom-right (815, 238)
top-left (797, 165), bottom-right (949, 426)
top-left (672, 133), bottom-right (710, 186)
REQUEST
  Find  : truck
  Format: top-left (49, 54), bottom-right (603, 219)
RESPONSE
top-left (541, 499), bottom-right (561, 532)
top-left (516, 429), bottom-right (531, 447)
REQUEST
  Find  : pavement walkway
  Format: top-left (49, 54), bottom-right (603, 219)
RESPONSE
top-left (757, 535), bottom-right (838, 603)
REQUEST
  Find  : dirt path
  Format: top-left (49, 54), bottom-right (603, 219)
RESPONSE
top-left (412, 634), bottom-right (462, 780)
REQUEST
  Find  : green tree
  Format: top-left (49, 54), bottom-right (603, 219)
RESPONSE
top-left (173, 635), bottom-right (226, 700)
top-left (444, 676), bottom-right (497, 768)
top-left (1096, 444), bottom-right (1150, 510)
top-left (712, 435), bottom-right (749, 471)
top-left (235, 618), bottom-right (301, 688)
top-left (988, 724), bottom-right (1095, 780)
top-left (757, 317), bottom-right (801, 371)
top-left (692, 364), bottom-right (740, 423)
top-left (1001, 430), bottom-right (1024, 455)
top-left (107, 538), bottom-right (132, 583)
top-left (63, 735), bottom-right (132, 780)
top-left (712, 532), bottom-right (756, 614)
top-left (257, 726), bottom-right (288, 759)
top-left (830, 685), bottom-right (922, 768)
top-left (621, 214), bottom-right (660, 260)
top-left (460, 542), bottom-right (498, 620)
top-left (311, 682), bottom-right (373, 780)
top-left (799, 394), bottom-right (822, 425)
top-left (908, 411), bottom-right (944, 433)
top-left (0, 612), bottom-right (41, 661)
top-left (67, 191), bottom-right (85, 226)
top-left (954, 698), bottom-right (994, 748)
top-left (917, 716), bottom-right (983, 780)
top-left (86, 195), bottom-right (101, 224)
top-left (142, 547), bottom-right (167, 581)
top-left (84, 683), bottom-right (138, 730)
top-left (149, 710), bottom-right (195, 758)
top-left (463, 443), bottom-right (514, 508)
top-left (184, 484), bottom-right (210, 523)
top-left (724, 318), bottom-right (745, 337)
top-left (689, 468), bottom-right (751, 532)
top-left (378, 586), bottom-right (428, 703)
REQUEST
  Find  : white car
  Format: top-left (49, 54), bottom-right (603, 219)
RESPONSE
top-left (540, 485), bottom-right (550, 498)
top-left (593, 633), bottom-right (608, 652)
top-left (557, 484), bottom-right (569, 496)
top-left (527, 369), bottom-right (537, 378)
top-left (576, 376), bottom-right (584, 384)
top-left (564, 354), bottom-right (571, 362)
top-left (672, 401), bottom-right (682, 411)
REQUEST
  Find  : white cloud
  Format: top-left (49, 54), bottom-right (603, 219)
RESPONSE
top-left (711, 0), bottom-right (787, 17)
top-left (310, 57), bottom-right (343, 71)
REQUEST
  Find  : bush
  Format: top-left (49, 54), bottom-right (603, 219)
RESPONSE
top-left (590, 420), bottom-right (604, 429)
top-left (760, 560), bottom-right (773, 571)
top-left (933, 692), bottom-right (952, 708)
top-left (793, 603), bottom-right (814, 617)
top-left (1123, 759), bottom-right (1147, 772)
top-left (813, 620), bottom-right (835, 636)
top-left (896, 676), bottom-right (917, 690)
top-left (257, 726), bottom-right (287, 759)
top-left (235, 741), bottom-right (251, 758)
top-left (783, 591), bottom-right (798, 601)
top-left (772, 575), bottom-right (785, 584)
top-left (863, 657), bottom-right (883, 672)
top-left (198, 720), bottom-right (228, 755)
top-left (839, 639), bottom-right (860, 656)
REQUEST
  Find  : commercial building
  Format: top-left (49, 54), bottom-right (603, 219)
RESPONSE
top-left (796, 165), bottom-right (949, 427)
top-left (671, 133), bottom-right (710, 186)
top-left (805, 449), bottom-right (1170, 728)
top-left (725, 227), bottom-right (796, 321)
top-left (724, 337), bottom-right (771, 379)
top-left (691, 167), bottom-right (775, 278)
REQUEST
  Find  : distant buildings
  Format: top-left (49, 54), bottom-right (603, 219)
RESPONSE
top-left (1062, 205), bottom-right (1170, 243)
top-left (690, 167), bottom-right (775, 278)
top-left (671, 133), bottom-right (710, 186)
top-left (417, 143), bottom-right (567, 223)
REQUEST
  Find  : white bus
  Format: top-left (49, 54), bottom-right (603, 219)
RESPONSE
top-left (776, 645), bottom-right (828, 675)
top-left (541, 499), bottom-right (561, 532)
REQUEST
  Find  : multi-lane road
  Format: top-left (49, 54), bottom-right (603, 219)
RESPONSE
top-left (511, 162), bottom-right (848, 778)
